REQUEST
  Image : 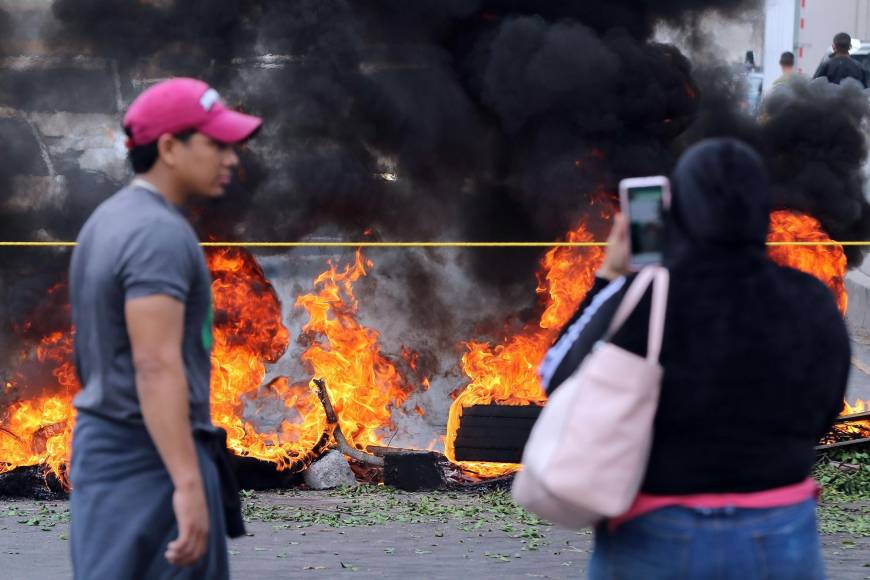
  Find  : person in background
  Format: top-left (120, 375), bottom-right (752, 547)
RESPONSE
top-left (814, 32), bottom-right (865, 86)
top-left (539, 139), bottom-right (850, 580)
top-left (69, 78), bottom-right (261, 579)
top-left (744, 50), bottom-right (757, 72)
top-left (773, 51), bottom-right (797, 89)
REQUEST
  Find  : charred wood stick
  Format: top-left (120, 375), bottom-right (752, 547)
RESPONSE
top-left (313, 379), bottom-right (384, 467)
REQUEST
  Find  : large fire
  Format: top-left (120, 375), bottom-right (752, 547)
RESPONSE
top-left (295, 249), bottom-right (413, 452)
top-left (443, 208), bottom-right (859, 478)
top-left (766, 212), bottom-right (866, 422)
top-left (0, 208), bottom-right (866, 486)
top-left (0, 285), bottom-right (77, 486)
top-left (207, 248), bottom-right (326, 470)
top-left (444, 210), bottom-right (609, 478)
top-left (767, 210), bottom-right (848, 315)
top-left (0, 247), bottom-right (415, 483)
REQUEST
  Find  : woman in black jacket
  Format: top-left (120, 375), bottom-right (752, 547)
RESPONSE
top-left (539, 139), bottom-right (851, 580)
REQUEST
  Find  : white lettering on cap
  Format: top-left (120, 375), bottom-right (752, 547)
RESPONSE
top-left (200, 88), bottom-right (221, 112)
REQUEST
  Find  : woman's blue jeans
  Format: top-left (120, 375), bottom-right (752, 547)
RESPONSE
top-left (588, 499), bottom-right (825, 580)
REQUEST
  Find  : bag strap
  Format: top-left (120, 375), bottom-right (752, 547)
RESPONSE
top-left (646, 268), bottom-right (669, 362)
top-left (604, 268), bottom-right (656, 338)
top-left (603, 267), bottom-right (670, 363)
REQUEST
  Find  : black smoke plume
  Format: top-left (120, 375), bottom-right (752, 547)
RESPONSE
top-left (204, 0), bottom-right (759, 287)
top-left (50, 0), bottom-right (260, 70)
top-left (763, 80), bottom-right (870, 267)
top-left (31, 0), bottom-right (870, 364)
top-left (0, 7), bottom-right (9, 52)
top-left (17, 0), bottom-right (765, 279)
top-left (683, 70), bottom-right (870, 267)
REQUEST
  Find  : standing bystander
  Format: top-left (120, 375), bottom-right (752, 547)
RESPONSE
top-left (69, 78), bottom-right (261, 579)
top-left (772, 51), bottom-right (797, 89)
top-left (814, 32), bottom-right (866, 86)
top-left (540, 139), bottom-right (851, 579)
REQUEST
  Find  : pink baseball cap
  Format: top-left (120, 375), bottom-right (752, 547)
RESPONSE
top-left (123, 78), bottom-right (262, 147)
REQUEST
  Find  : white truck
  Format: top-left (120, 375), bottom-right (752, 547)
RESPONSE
top-left (763, 0), bottom-right (870, 90)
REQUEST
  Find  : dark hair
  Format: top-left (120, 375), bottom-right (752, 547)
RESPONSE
top-left (834, 32), bottom-right (852, 53)
top-left (125, 128), bottom-right (196, 174)
top-left (779, 51), bottom-right (794, 67)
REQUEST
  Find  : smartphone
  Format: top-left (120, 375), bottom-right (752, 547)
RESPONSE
top-left (618, 176), bottom-right (672, 269)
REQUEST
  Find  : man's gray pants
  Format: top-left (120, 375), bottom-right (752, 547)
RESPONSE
top-left (70, 413), bottom-right (229, 579)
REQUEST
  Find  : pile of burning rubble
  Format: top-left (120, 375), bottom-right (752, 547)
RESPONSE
top-left (0, 205), bottom-right (867, 499)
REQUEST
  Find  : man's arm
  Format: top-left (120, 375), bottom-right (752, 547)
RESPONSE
top-left (126, 295), bottom-right (209, 567)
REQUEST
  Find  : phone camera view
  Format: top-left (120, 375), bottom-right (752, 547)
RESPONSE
top-left (629, 186), bottom-right (664, 265)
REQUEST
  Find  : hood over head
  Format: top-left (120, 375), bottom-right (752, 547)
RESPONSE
top-left (665, 138), bottom-right (770, 266)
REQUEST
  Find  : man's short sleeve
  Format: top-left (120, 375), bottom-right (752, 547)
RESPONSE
top-left (117, 219), bottom-right (196, 302)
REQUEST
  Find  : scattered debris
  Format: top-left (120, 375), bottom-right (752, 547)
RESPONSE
top-left (818, 411), bottom-right (870, 453)
top-left (303, 450), bottom-right (358, 490)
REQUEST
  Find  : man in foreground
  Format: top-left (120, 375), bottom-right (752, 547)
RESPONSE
top-left (69, 78), bottom-right (261, 579)
top-left (814, 32), bottom-right (866, 86)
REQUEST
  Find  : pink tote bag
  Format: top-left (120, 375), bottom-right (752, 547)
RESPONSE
top-left (513, 267), bottom-right (669, 529)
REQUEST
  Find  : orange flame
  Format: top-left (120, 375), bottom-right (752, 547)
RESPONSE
top-left (0, 285), bottom-right (78, 485)
top-left (0, 393), bottom-right (75, 485)
top-left (766, 211), bottom-right (864, 422)
top-left (767, 210), bottom-right (848, 315)
top-left (295, 250), bottom-right (412, 451)
top-left (1, 248), bottom-right (326, 481)
top-left (207, 248), bottom-right (327, 470)
top-left (445, 209), bottom-right (609, 478)
top-left (0, 248), bottom-right (413, 482)
top-left (839, 399), bottom-right (870, 436)
top-left (2, 209), bottom-right (865, 485)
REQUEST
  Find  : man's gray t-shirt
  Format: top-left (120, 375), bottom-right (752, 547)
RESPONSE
top-left (70, 183), bottom-right (214, 430)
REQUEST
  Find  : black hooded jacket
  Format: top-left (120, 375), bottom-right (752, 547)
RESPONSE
top-left (541, 139), bottom-right (851, 494)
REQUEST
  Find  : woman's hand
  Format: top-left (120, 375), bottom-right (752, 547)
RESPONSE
top-left (597, 213), bottom-right (630, 281)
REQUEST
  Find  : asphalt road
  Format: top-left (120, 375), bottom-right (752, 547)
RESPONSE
top-left (0, 491), bottom-right (867, 580)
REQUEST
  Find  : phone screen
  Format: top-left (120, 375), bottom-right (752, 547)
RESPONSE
top-left (628, 185), bottom-right (665, 266)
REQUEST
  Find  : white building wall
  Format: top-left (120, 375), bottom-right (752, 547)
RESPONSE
top-left (763, 0), bottom-right (798, 90)
top-left (797, 0), bottom-right (870, 75)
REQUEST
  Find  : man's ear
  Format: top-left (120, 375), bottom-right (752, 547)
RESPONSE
top-left (156, 134), bottom-right (178, 168)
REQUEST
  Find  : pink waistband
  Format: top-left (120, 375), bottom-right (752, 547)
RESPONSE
top-left (608, 478), bottom-right (820, 532)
